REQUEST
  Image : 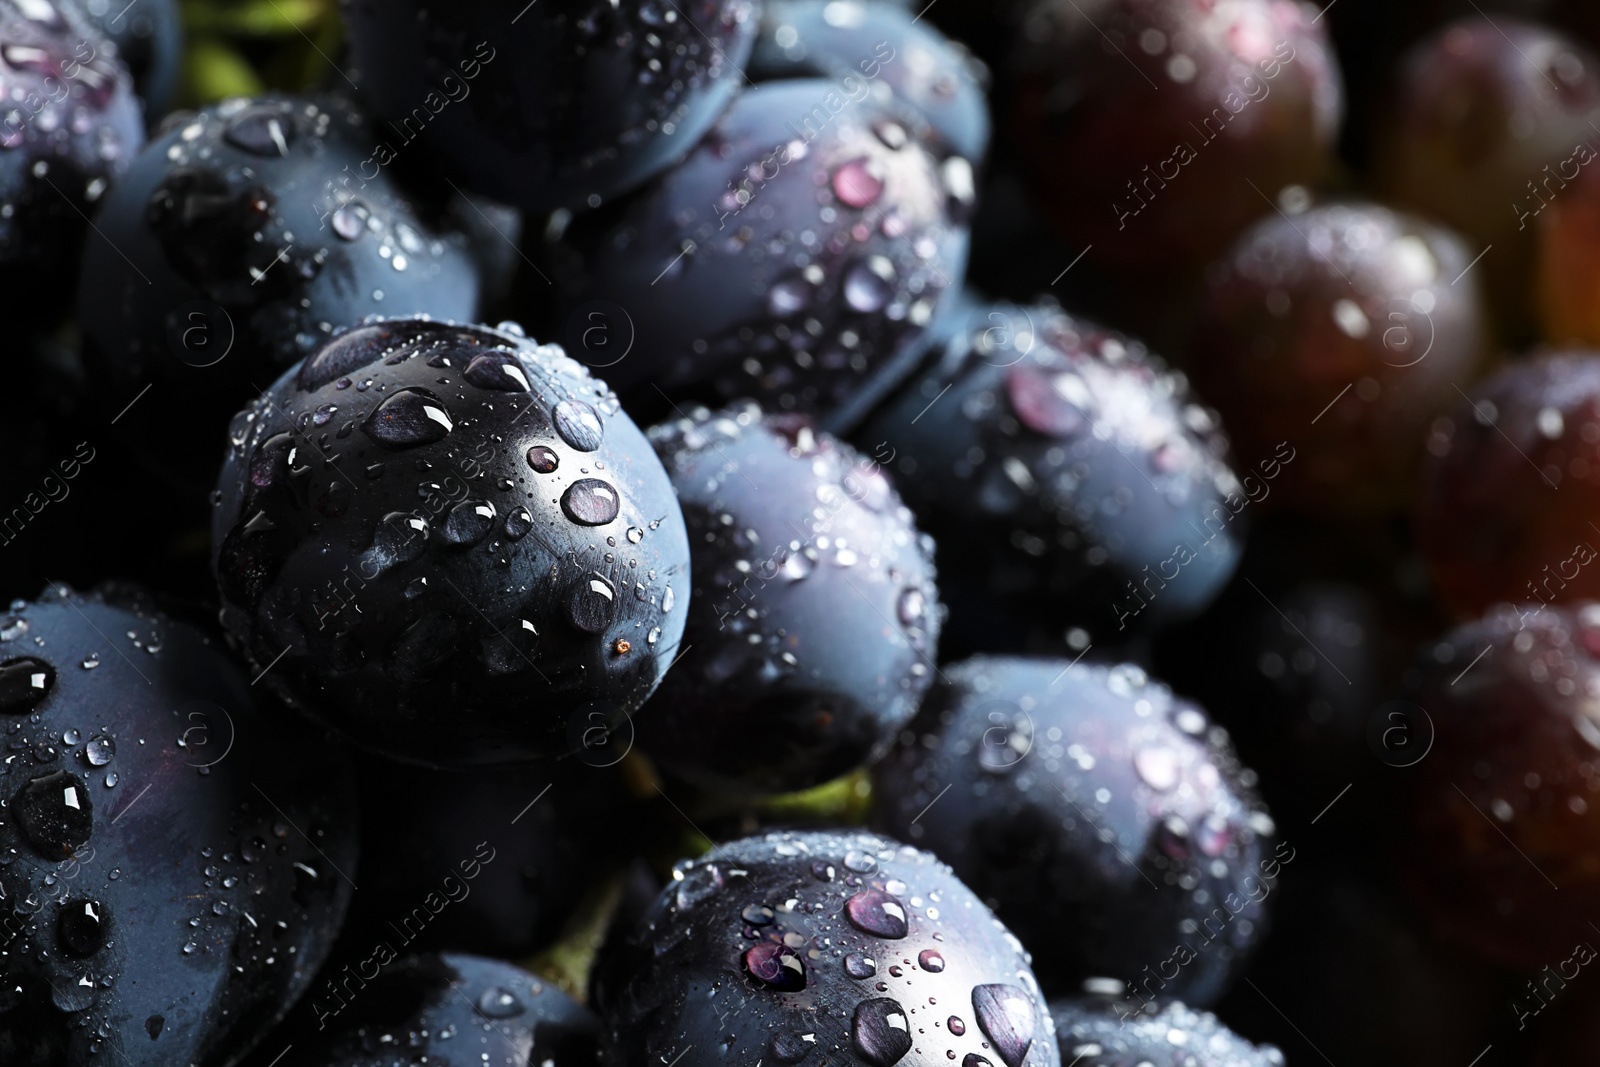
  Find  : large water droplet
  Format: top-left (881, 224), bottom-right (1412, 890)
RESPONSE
top-left (463, 352), bottom-right (532, 392)
top-left (83, 736), bottom-right (115, 767)
top-left (843, 258), bottom-right (894, 313)
top-left (553, 399), bottom-right (604, 451)
top-left (476, 987), bottom-right (524, 1018)
top-left (527, 445), bottom-right (560, 473)
top-left (852, 998), bottom-right (913, 1066)
top-left (833, 158), bottom-right (886, 208)
top-left (224, 104), bottom-right (295, 157)
top-left (561, 479), bottom-right (621, 526)
top-left (897, 588), bottom-right (925, 626)
top-left (505, 507), bottom-right (534, 540)
top-left (917, 949), bottom-right (944, 973)
top-left (443, 499), bottom-right (497, 546)
top-left (331, 203), bottom-right (365, 240)
top-left (845, 952), bottom-right (877, 979)
top-left (13, 769), bottom-right (93, 860)
top-left (971, 985), bottom-right (1037, 1067)
top-left (58, 899), bottom-right (106, 956)
top-left (769, 275), bottom-right (813, 316)
top-left (771, 1031), bottom-right (813, 1063)
top-left (364, 388), bottom-right (453, 448)
top-left (844, 849), bottom-right (878, 874)
top-left (742, 904), bottom-right (775, 926)
top-left (1007, 365), bottom-right (1085, 437)
top-left (567, 574), bottom-right (617, 633)
top-left (744, 942), bottom-right (808, 991)
top-left (51, 976), bottom-right (97, 1013)
top-left (845, 889), bottom-right (909, 939)
top-left (0, 656), bottom-right (54, 713)
top-left (364, 511), bottom-right (430, 573)
top-left (1134, 746), bottom-right (1180, 792)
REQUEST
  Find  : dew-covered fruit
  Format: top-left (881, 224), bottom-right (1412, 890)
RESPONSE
top-left (1373, 17), bottom-right (1600, 335)
top-left (1050, 996), bottom-right (1284, 1066)
top-left (1417, 351), bottom-right (1600, 617)
top-left (749, 0), bottom-right (992, 162)
top-left (0, 584), bottom-right (358, 1067)
top-left (594, 829), bottom-right (1060, 1067)
top-left (340, 0), bottom-right (757, 213)
top-left (1011, 0), bottom-right (1343, 272)
top-left (0, 0), bottom-right (143, 315)
top-left (1188, 201), bottom-right (1485, 514)
top-left (1399, 602), bottom-right (1600, 972)
top-left (550, 78), bottom-right (972, 422)
top-left (642, 402), bottom-right (941, 796)
top-left (863, 300), bottom-right (1244, 647)
top-left (211, 317), bottom-right (690, 766)
top-left (289, 953), bottom-right (597, 1066)
top-left (65, 0), bottom-right (181, 116)
top-left (78, 94), bottom-right (481, 481)
top-left (872, 657), bottom-right (1276, 1005)
top-left (337, 753), bottom-right (645, 958)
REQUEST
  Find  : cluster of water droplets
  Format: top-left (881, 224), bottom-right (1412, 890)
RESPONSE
top-left (620, 831), bottom-right (1055, 1066)
top-left (955, 303), bottom-right (1240, 534)
top-left (1052, 996), bottom-right (1285, 1067)
top-left (874, 656), bottom-right (1273, 1004)
top-left (0, 589), bottom-right (358, 1063)
top-left (214, 318), bottom-right (686, 759)
top-left (653, 402), bottom-right (936, 685)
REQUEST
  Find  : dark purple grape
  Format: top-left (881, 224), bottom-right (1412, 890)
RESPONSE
top-left (872, 656), bottom-right (1276, 1005)
top-left (1188, 200), bottom-right (1486, 514)
top-left (77, 94), bottom-right (481, 485)
top-left (1050, 996), bottom-right (1284, 1066)
top-left (340, 0), bottom-right (758, 213)
top-left (285, 953), bottom-right (596, 1066)
top-left (0, 0), bottom-right (142, 316)
top-left (595, 829), bottom-right (1060, 1067)
top-left (0, 584), bottom-right (357, 1067)
top-left (643, 402), bottom-right (941, 796)
top-left (1012, 0), bottom-right (1343, 273)
top-left (863, 300), bottom-right (1244, 648)
top-left (211, 318), bottom-right (690, 766)
top-left (550, 78), bottom-right (972, 422)
top-left (64, 0), bottom-right (181, 116)
top-left (1417, 351), bottom-right (1600, 618)
top-left (1399, 602), bottom-right (1600, 972)
top-left (749, 0), bottom-right (992, 161)
top-left (1373, 17), bottom-right (1600, 334)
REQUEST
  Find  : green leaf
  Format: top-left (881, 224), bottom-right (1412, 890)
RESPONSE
top-left (182, 0), bottom-right (330, 38)
top-left (179, 37), bottom-right (265, 107)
